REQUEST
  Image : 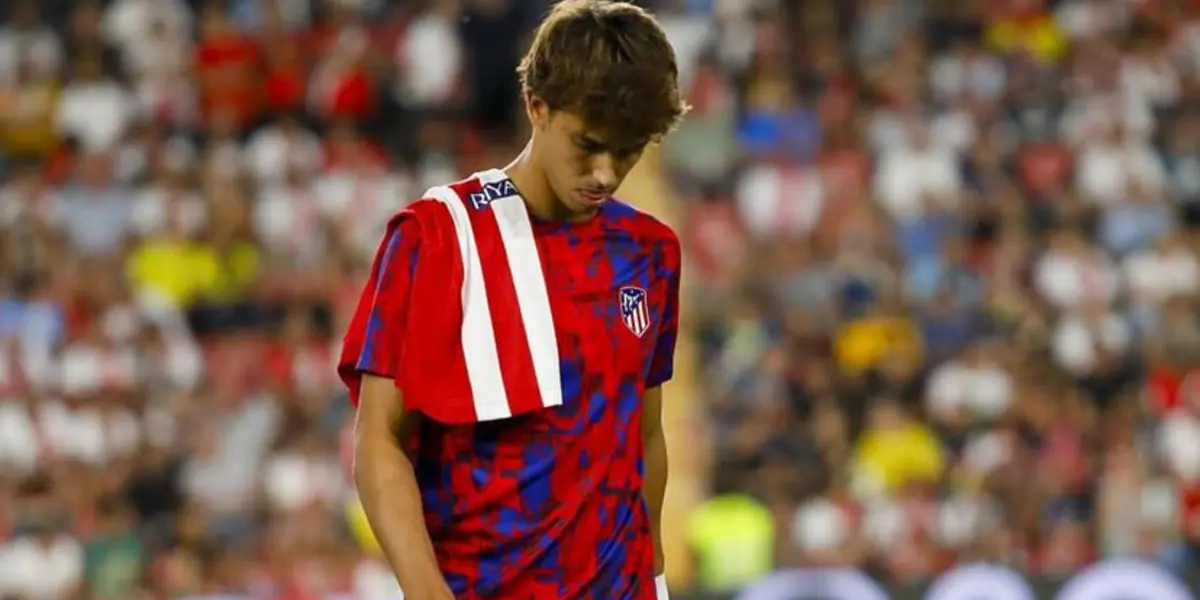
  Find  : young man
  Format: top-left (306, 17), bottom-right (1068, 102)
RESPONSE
top-left (337, 1), bottom-right (689, 598)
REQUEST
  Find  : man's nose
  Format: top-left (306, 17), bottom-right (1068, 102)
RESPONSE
top-left (590, 155), bottom-right (617, 190)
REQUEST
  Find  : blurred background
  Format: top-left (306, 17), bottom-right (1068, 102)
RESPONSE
top-left (3, 0), bottom-right (1200, 598)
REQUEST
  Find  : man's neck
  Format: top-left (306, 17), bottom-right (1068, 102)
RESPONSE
top-left (503, 144), bottom-right (561, 221)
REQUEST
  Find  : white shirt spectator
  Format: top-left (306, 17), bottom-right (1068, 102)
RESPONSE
top-left (863, 500), bottom-right (908, 549)
top-left (0, 175), bottom-right (54, 229)
top-left (928, 108), bottom-right (976, 153)
top-left (181, 452), bottom-right (261, 514)
top-left (0, 399), bottom-right (38, 475)
top-left (0, 24), bottom-right (62, 86)
top-left (928, 52), bottom-right (1006, 103)
top-left (316, 171), bottom-right (412, 259)
top-left (57, 342), bottom-right (139, 398)
top-left (263, 451), bottom-right (345, 512)
top-left (1121, 53), bottom-right (1180, 109)
top-left (244, 124), bottom-right (324, 184)
top-left (130, 182), bottom-right (207, 237)
top-left (866, 110), bottom-right (910, 152)
top-left (1051, 311), bottom-right (1133, 376)
top-left (16, 338), bottom-right (57, 394)
top-left (0, 534), bottom-right (84, 600)
top-left (1159, 409), bottom-right (1200, 484)
top-left (790, 497), bottom-right (852, 553)
top-left (101, 304), bottom-right (141, 345)
top-left (925, 359), bottom-right (1013, 422)
top-left (659, 11), bottom-right (714, 91)
top-left (862, 497), bottom-right (940, 578)
top-left (103, 0), bottom-right (192, 52)
top-left (735, 164), bottom-right (825, 238)
top-left (1123, 244), bottom-right (1200, 307)
top-left (1141, 479), bottom-right (1178, 529)
top-left (1056, 0), bottom-right (1128, 40)
top-left (56, 80), bottom-right (136, 152)
top-left (254, 181), bottom-right (327, 264)
top-left (395, 10), bottom-right (463, 106)
top-left (1075, 136), bottom-right (1165, 205)
top-left (711, 2), bottom-right (755, 70)
top-left (1060, 94), bottom-right (1154, 147)
top-left (873, 140), bottom-right (961, 222)
top-left (181, 396), bottom-right (281, 513)
top-left (937, 493), bottom-right (997, 549)
top-left (1033, 249), bottom-right (1121, 310)
top-left (153, 337), bottom-right (204, 393)
top-left (122, 24), bottom-right (190, 80)
top-left (38, 401), bottom-right (105, 466)
top-left (961, 429), bottom-right (1015, 477)
top-left (106, 408), bottom-right (142, 460)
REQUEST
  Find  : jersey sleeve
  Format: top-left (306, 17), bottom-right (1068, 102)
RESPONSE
top-left (647, 234), bottom-right (681, 388)
top-left (337, 212), bottom-right (421, 405)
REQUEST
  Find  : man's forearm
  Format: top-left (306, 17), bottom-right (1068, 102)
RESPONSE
top-left (354, 439), bottom-right (450, 596)
top-left (643, 428), bottom-right (669, 575)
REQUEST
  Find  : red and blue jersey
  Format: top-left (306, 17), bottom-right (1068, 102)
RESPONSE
top-left (339, 171), bottom-right (681, 599)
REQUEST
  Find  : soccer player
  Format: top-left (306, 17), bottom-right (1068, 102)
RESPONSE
top-left (337, 1), bottom-right (688, 599)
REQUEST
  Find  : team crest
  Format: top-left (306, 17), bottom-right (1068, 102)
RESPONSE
top-left (619, 286), bottom-right (651, 338)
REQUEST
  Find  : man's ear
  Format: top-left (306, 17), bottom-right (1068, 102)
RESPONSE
top-left (525, 91), bottom-right (550, 131)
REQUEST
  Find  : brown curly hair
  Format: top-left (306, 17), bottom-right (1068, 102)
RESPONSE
top-left (517, 0), bottom-right (690, 147)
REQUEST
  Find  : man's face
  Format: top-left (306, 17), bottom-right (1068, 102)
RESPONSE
top-left (528, 95), bottom-right (648, 218)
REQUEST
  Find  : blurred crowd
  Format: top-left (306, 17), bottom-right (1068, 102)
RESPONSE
top-left (670, 0), bottom-right (1200, 594)
top-left (3, 0), bottom-right (1200, 599)
top-left (0, 0), bottom-right (554, 598)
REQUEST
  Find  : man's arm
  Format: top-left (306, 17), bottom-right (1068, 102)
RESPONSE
top-left (354, 373), bottom-right (453, 599)
top-left (642, 385), bottom-right (669, 577)
top-left (643, 230), bottom-right (681, 593)
top-left (340, 211), bottom-right (452, 598)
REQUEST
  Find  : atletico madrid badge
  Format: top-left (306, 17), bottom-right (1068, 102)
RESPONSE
top-left (619, 286), bottom-right (651, 338)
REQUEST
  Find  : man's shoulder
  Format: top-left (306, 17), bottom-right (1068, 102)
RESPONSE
top-left (604, 198), bottom-right (680, 250)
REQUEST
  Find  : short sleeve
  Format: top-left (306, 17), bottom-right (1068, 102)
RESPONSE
top-left (647, 234), bottom-right (681, 388)
top-left (338, 214), bottom-right (421, 401)
top-left (358, 223), bottom-right (419, 376)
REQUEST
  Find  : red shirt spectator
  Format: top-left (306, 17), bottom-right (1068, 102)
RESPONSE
top-left (262, 38), bottom-right (308, 115)
top-left (1017, 142), bottom-right (1073, 196)
top-left (1145, 364), bottom-right (1200, 415)
top-left (308, 29), bottom-right (376, 122)
top-left (196, 7), bottom-right (262, 130)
